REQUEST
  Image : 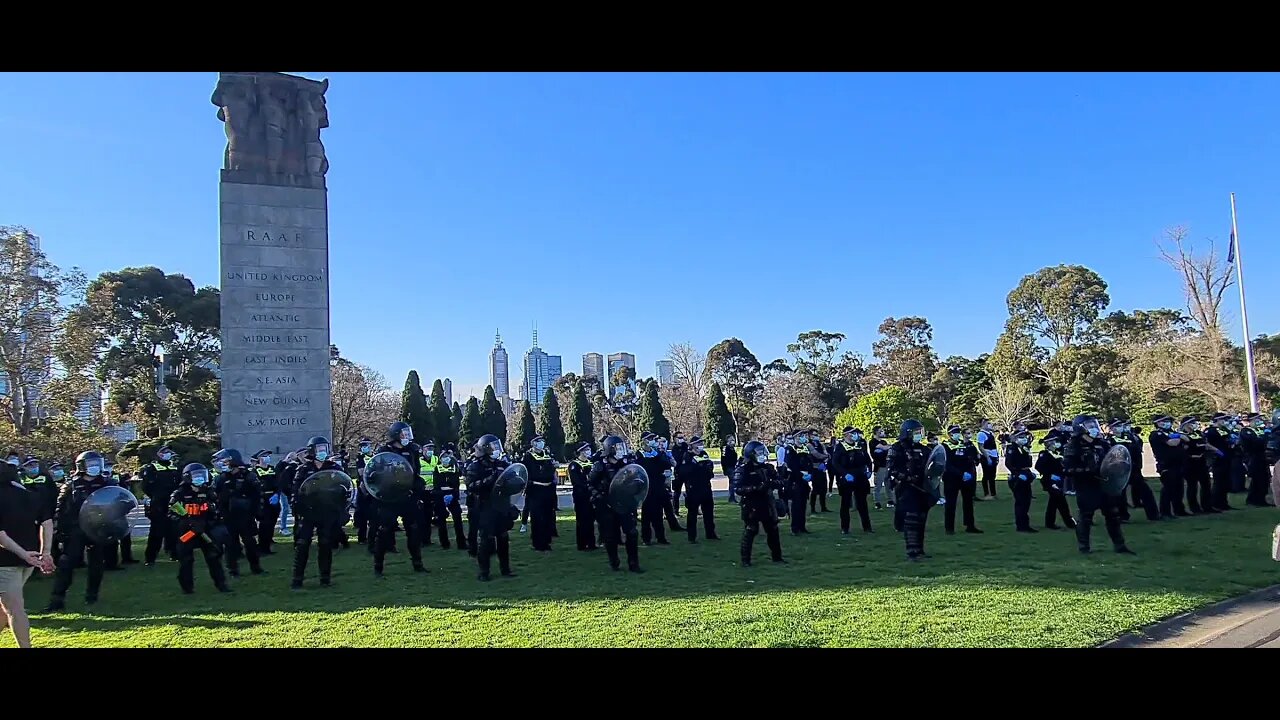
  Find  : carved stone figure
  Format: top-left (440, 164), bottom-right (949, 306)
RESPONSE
top-left (212, 72), bottom-right (329, 179)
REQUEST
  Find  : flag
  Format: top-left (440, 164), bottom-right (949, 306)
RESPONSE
top-left (1228, 230), bottom-right (1236, 264)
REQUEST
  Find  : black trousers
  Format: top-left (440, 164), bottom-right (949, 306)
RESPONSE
top-left (671, 476), bottom-right (685, 513)
top-left (1041, 482), bottom-right (1074, 527)
top-left (177, 533), bottom-right (227, 592)
top-left (789, 483), bottom-right (810, 533)
top-left (144, 512), bottom-right (177, 563)
top-left (354, 491), bottom-right (372, 543)
top-left (942, 476), bottom-right (975, 532)
top-left (740, 499), bottom-right (783, 563)
top-left (1011, 478), bottom-right (1033, 530)
top-left (374, 501), bottom-right (423, 571)
top-left (809, 471), bottom-right (829, 512)
top-left (259, 501), bottom-right (281, 551)
top-left (1211, 457), bottom-right (1233, 509)
top-left (1075, 485), bottom-right (1125, 551)
top-left (225, 509), bottom-right (262, 574)
top-left (51, 533), bottom-right (104, 603)
top-left (1128, 474), bottom-right (1160, 520)
top-left (1247, 460), bottom-right (1271, 505)
top-left (1158, 468), bottom-right (1187, 516)
top-left (574, 497), bottom-right (598, 549)
top-left (527, 487), bottom-right (556, 551)
top-left (598, 506), bottom-right (639, 569)
top-left (895, 486), bottom-right (931, 557)
top-left (839, 479), bottom-right (872, 532)
top-left (640, 496), bottom-right (667, 544)
top-left (104, 532), bottom-right (135, 568)
top-left (1185, 462), bottom-right (1214, 512)
top-left (431, 495), bottom-right (467, 549)
top-left (466, 500), bottom-right (479, 556)
top-left (686, 486), bottom-right (716, 540)
top-left (980, 458), bottom-right (998, 497)
top-left (292, 517), bottom-right (335, 583)
top-left (475, 509), bottom-right (512, 578)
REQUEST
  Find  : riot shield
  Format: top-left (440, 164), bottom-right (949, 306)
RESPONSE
top-left (1099, 444), bottom-right (1132, 497)
top-left (78, 486), bottom-right (138, 545)
top-left (924, 443), bottom-right (947, 501)
top-left (608, 463), bottom-right (649, 514)
top-left (492, 463), bottom-right (529, 505)
top-left (298, 469), bottom-right (355, 523)
top-left (363, 452), bottom-right (415, 503)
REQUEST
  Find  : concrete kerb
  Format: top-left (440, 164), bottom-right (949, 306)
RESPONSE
top-left (1099, 583), bottom-right (1280, 648)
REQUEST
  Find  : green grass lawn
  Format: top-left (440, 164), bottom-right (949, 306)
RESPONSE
top-left (11, 492), bottom-right (1279, 648)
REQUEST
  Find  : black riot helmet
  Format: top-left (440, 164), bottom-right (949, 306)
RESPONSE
top-left (1072, 414), bottom-right (1101, 438)
top-left (75, 450), bottom-right (105, 477)
top-left (473, 434), bottom-right (503, 459)
top-left (388, 421), bottom-right (414, 446)
top-left (182, 462), bottom-right (211, 487)
top-left (743, 440), bottom-right (768, 466)
top-left (306, 436), bottom-right (331, 461)
top-left (898, 419), bottom-right (924, 442)
top-left (212, 448), bottom-right (245, 470)
top-left (602, 435), bottom-right (630, 461)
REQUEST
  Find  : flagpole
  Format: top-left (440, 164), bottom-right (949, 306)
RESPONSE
top-left (1230, 192), bottom-right (1260, 413)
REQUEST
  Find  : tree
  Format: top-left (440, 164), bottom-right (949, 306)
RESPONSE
top-left (976, 376), bottom-right (1037, 431)
top-left (459, 397), bottom-right (482, 451)
top-left (67, 264), bottom-right (218, 435)
top-left (401, 371), bottom-right (433, 443)
top-left (667, 341), bottom-right (708, 430)
top-left (330, 359), bottom-right (397, 449)
top-left (929, 355), bottom-right (990, 429)
top-left (703, 382), bottom-right (736, 445)
top-left (785, 330), bottom-right (863, 416)
top-left (481, 385), bottom-right (507, 440)
top-left (755, 371), bottom-right (827, 437)
top-left (863, 316), bottom-right (939, 398)
top-left (1156, 225), bottom-right (1233, 337)
top-left (761, 358), bottom-right (793, 381)
top-left (1062, 369), bottom-right (1101, 419)
top-left (636, 381), bottom-right (671, 441)
top-left (1006, 264), bottom-right (1110, 351)
top-left (564, 380), bottom-right (594, 452)
top-left (451, 402), bottom-right (463, 442)
top-left (537, 387), bottom-right (566, 459)
top-left (704, 338), bottom-right (763, 431)
top-left (836, 386), bottom-right (935, 439)
top-left (508, 400), bottom-right (537, 455)
top-left (429, 379), bottom-right (455, 446)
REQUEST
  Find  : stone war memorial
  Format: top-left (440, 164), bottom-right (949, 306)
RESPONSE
top-left (213, 71), bottom-right (333, 455)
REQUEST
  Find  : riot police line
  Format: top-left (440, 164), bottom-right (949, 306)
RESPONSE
top-left (28, 408), bottom-right (1280, 609)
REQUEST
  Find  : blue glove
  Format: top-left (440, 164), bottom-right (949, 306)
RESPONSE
top-left (802, 472), bottom-right (812, 481)
top-left (963, 472), bottom-right (973, 481)
top-left (818, 463), bottom-right (827, 471)
top-left (864, 470), bottom-right (872, 480)
top-left (844, 474), bottom-right (854, 482)
top-left (269, 494), bottom-right (280, 506)
top-left (1170, 432), bottom-right (1181, 439)
top-left (1051, 475), bottom-right (1061, 482)
top-left (1018, 473), bottom-right (1027, 481)
top-left (443, 494), bottom-right (454, 504)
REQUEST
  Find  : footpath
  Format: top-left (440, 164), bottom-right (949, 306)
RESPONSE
top-left (1101, 584), bottom-right (1280, 648)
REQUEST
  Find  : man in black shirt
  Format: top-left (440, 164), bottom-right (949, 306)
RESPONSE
top-left (0, 461), bottom-right (55, 648)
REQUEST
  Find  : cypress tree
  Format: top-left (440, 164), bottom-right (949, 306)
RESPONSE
top-left (400, 371), bottom-right (433, 444)
top-left (565, 381), bottom-right (594, 454)
top-left (703, 382), bottom-right (736, 445)
top-left (481, 385), bottom-right (507, 440)
top-left (429, 378), bottom-right (455, 446)
top-left (637, 381), bottom-right (671, 440)
top-left (538, 387), bottom-right (567, 460)
top-left (451, 401), bottom-right (464, 443)
top-left (459, 397), bottom-right (482, 452)
top-left (510, 400), bottom-right (537, 454)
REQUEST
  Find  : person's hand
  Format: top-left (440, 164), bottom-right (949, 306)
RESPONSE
top-left (21, 550), bottom-right (41, 568)
top-left (38, 554), bottom-right (55, 574)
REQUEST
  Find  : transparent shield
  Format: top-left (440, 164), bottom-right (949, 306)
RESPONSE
top-left (298, 469), bottom-right (355, 522)
top-left (364, 452), bottom-right (416, 503)
top-left (1099, 444), bottom-right (1132, 497)
top-left (608, 463), bottom-right (650, 514)
top-left (78, 486), bottom-right (138, 545)
top-left (493, 463), bottom-right (529, 501)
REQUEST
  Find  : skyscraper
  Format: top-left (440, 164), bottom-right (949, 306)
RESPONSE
top-left (607, 352), bottom-right (636, 380)
top-left (656, 359), bottom-right (676, 386)
top-left (490, 330), bottom-right (509, 400)
top-left (523, 327), bottom-right (562, 407)
top-left (582, 353), bottom-right (604, 382)
top-left (443, 378), bottom-right (453, 406)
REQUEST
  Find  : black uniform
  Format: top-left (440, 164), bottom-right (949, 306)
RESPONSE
top-left (431, 460), bottom-right (467, 550)
top-left (1112, 430), bottom-right (1158, 521)
top-left (1034, 447), bottom-right (1075, 529)
top-left (732, 461), bottom-right (785, 565)
top-left (783, 444), bottom-right (815, 534)
top-left (1004, 441), bottom-right (1036, 532)
top-left (20, 470), bottom-right (58, 531)
top-left (1204, 424), bottom-right (1235, 510)
top-left (169, 482), bottom-right (230, 593)
top-left (465, 454), bottom-right (515, 579)
top-left (289, 459), bottom-right (344, 586)
top-left (1149, 427), bottom-right (1189, 518)
top-left (256, 464), bottom-right (280, 552)
top-left (372, 442), bottom-right (426, 573)
top-left (1063, 434), bottom-right (1129, 553)
top-left (809, 451), bottom-right (830, 514)
top-left (353, 451), bottom-right (373, 543)
top-left (636, 450), bottom-right (673, 545)
top-left (214, 466), bottom-right (264, 576)
top-left (888, 438), bottom-right (932, 559)
top-left (721, 444), bottom-right (739, 502)
top-left (940, 438), bottom-right (978, 533)
top-left (568, 458), bottom-right (598, 550)
top-left (976, 429), bottom-right (1000, 498)
top-left (670, 440), bottom-right (689, 514)
top-left (832, 439), bottom-right (873, 533)
top-left (588, 455), bottom-right (642, 572)
top-left (1182, 429), bottom-right (1216, 513)
top-left (1241, 426), bottom-right (1272, 506)
top-left (48, 474), bottom-right (113, 607)
top-left (140, 459), bottom-right (181, 563)
top-left (679, 449), bottom-right (718, 541)
top-left (521, 448), bottom-right (558, 552)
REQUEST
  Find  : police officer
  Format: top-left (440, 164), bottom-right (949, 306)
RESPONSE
top-left (465, 434), bottom-right (517, 581)
top-left (940, 425), bottom-right (981, 535)
top-left (808, 429), bottom-right (831, 515)
top-left (97, 459), bottom-right (137, 570)
top-left (733, 440), bottom-right (786, 566)
top-left (1179, 416), bottom-right (1217, 514)
top-left (252, 450), bottom-right (280, 553)
top-left (635, 433), bottom-right (671, 545)
top-left (721, 435), bottom-right (739, 503)
top-left (1035, 433), bottom-right (1076, 529)
top-left (418, 441), bottom-right (440, 546)
top-left (373, 422), bottom-right (427, 575)
top-left (870, 426), bottom-right (892, 509)
top-left (19, 456), bottom-right (57, 531)
top-left (169, 463), bottom-right (231, 594)
top-left (1004, 430), bottom-right (1037, 533)
top-left (588, 435), bottom-right (643, 573)
top-left (1265, 409), bottom-right (1280, 470)
top-left (353, 437), bottom-right (374, 544)
top-left (141, 445), bottom-right (181, 565)
top-left (784, 429), bottom-right (817, 535)
top-left (1064, 415), bottom-right (1135, 555)
top-left (1109, 418), bottom-right (1158, 521)
top-left (975, 419), bottom-right (1000, 499)
top-left (45, 451), bottom-right (115, 611)
top-left (521, 435), bottom-right (558, 553)
top-left (1204, 413), bottom-right (1235, 511)
top-left (657, 436), bottom-right (684, 532)
top-left (678, 436), bottom-right (718, 542)
top-left (289, 436), bottom-right (344, 588)
top-left (568, 442), bottom-right (599, 551)
top-left (888, 420), bottom-right (932, 561)
top-left (1242, 413), bottom-right (1274, 507)
top-left (212, 448), bottom-right (265, 577)
top-left (832, 427), bottom-right (874, 534)
top-left (1149, 415), bottom-right (1190, 519)
top-left (431, 449), bottom-right (467, 550)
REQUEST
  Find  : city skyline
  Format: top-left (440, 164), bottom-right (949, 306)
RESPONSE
top-left (522, 327), bottom-right (562, 407)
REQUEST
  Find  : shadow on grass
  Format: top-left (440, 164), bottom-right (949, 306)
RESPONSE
top-left (34, 493), bottom-right (1279, 621)
top-left (34, 614), bottom-right (262, 633)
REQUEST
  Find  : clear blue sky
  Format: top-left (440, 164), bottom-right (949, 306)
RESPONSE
top-left (2, 72), bottom-right (1277, 401)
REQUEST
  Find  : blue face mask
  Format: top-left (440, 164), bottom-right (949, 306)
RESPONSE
top-left (1087, 427), bottom-right (1100, 438)
top-left (912, 433), bottom-right (924, 443)
top-left (24, 467), bottom-right (40, 477)
top-left (261, 455), bottom-right (272, 466)
top-left (52, 469), bottom-right (64, 480)
top-left (316, 451), bottom-right (329, 461)
top-left (85, 463), bottom-right (102, 477)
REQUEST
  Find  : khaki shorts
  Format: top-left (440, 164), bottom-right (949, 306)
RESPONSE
top-left (0, 566), bottom-right (33, 595)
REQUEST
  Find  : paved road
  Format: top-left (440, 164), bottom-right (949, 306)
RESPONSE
top-left (1102, 585), bottom-right (1280, 648)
